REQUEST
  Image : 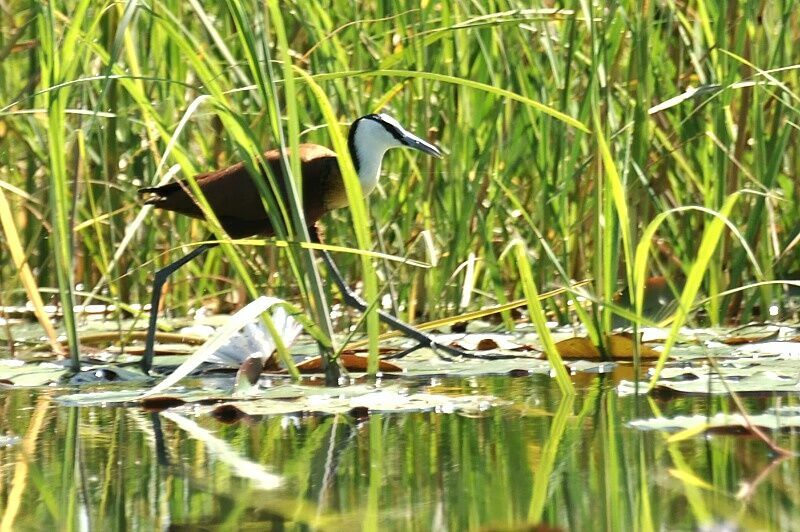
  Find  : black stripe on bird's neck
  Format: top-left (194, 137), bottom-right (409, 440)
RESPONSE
top-left (347, 120), bottom-right (362, 174)
top-left (364, 113), bottom-right (405, 142)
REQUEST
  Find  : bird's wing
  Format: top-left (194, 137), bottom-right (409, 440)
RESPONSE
top-left (190, 161), bottom-right (273, 221)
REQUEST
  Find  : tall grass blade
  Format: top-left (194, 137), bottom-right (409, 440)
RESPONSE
top-left (528, 394), bottom-right (574, 522)
top-left (513, 241), bottom-right (574, 395)
top-left (0, 186), bottom-right (63, 355)
top-left (36, 1), bottom-right (94, 369)
top-left (648, 194), bottom-right (742, 387)
top-left (295, 69), bottom-right (381, 374)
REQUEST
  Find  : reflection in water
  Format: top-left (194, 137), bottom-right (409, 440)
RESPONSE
top-left (0, 375), bottom-right (798, 530)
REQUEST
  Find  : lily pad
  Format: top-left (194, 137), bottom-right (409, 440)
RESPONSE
top-left (293, 354), bottom-right (403, 373)
top-left (181, 384), bottom-right (506, 417)
top-left (0, 361), bottom-right (67, 387)
top-left (388, 349), bottom-right (553, 376)
top-left (56, 386), bottom-right (230, 406)
top-left (449, 333), bottom-right (531, 351)
top-left (647, 346), bottom-right (800, 394)
top-left (717, 324), bottom-right (781, 345)
top-left (68, 366), bottom-right (149, 385)
top-left (630, 408), bottom-right (800, 433)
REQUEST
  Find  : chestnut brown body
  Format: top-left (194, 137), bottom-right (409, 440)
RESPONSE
top-left (140, 144), bottom-right (348, 239)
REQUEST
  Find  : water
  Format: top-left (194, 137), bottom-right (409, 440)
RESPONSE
top-left (0, 375), bottom-right (797, 530)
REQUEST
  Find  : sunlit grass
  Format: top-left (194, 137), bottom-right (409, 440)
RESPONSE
top-left (0, 1), bottom-right (797, 382)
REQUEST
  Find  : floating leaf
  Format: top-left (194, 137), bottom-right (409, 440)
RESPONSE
top-left (650, 350), bottom-right (800, 394)
top-left (553, 334), bottom-right (659, 360)
top-left (450, 334), bottom-right (528, 351)
top-left (606, 333), bottom-right (661, 359)
top-left (182, 385), bottom-right (506, 417)
top-left (654, 373), bottom-right (800, 394)
top-left (140, 396), bottom-right (188, 411)
top-left (389, 349), bottom-right (552, 376)
top-left (630, 409), bottom-right (800, 433)
top-left (554, 337), bottom-right (601, 359)
top-left (56, 388), bottom-right (228, 407)
top-left (68, 366), bottom-right (148, 385)
top-left (56, 389), bottom-right (151, 406)
top-left (567, 360), bottom-right (617, 374)
top-left (476, 338), bottom-right (500, 350)
top-left (0, 362), bottom-right (68, 387)
top-left (718, 324), bottom-right (780, 345)
top-left (734, 341), bottom-right (800, 358)
top-left (58, 382), bottom-right (507, 417)
top-left (293, 354), bottom-right (403, 373)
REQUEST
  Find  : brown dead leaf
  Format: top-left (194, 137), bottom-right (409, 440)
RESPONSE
top-left (554, 334), bottom-right (660, 360)
top-left (294, 354), bottom-right (403, 373)
top-left (554, 337), bottom-right (601, 359)
top-left (606, 333), bottom-right (660, 359)
top-left (453, 334), bottom-right (526, 351)
top-left (140, 396), bottom-right (187, 412)
top-left (476, 338), bottom-right (500, 350)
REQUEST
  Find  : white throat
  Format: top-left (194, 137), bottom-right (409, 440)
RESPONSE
top-left (351, 119), bottom-right (403, 194)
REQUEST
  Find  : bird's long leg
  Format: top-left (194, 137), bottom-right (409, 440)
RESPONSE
top-left (318, 249), bottom-right (468, 360)
top-left (142, 243), bottom-right (216, 373)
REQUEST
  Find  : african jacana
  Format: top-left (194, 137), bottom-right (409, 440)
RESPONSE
top-left (139, 113), bottom-right (461, 373)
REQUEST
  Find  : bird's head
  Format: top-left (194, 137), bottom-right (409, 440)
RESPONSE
top-left (348, 113), bottom-right (443, 163)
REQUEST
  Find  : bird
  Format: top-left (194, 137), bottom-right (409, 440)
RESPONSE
top-left (139, 113), bottom-right (462, 373)
top-left (140, 114), bottom-right (442, 239)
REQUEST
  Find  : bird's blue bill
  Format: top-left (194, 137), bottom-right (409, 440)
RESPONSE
top-left (401, 132), bottom-right (443, 158)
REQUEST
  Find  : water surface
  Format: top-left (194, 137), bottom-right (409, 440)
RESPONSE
top-left (0, 375), bottom-right (797, 530)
